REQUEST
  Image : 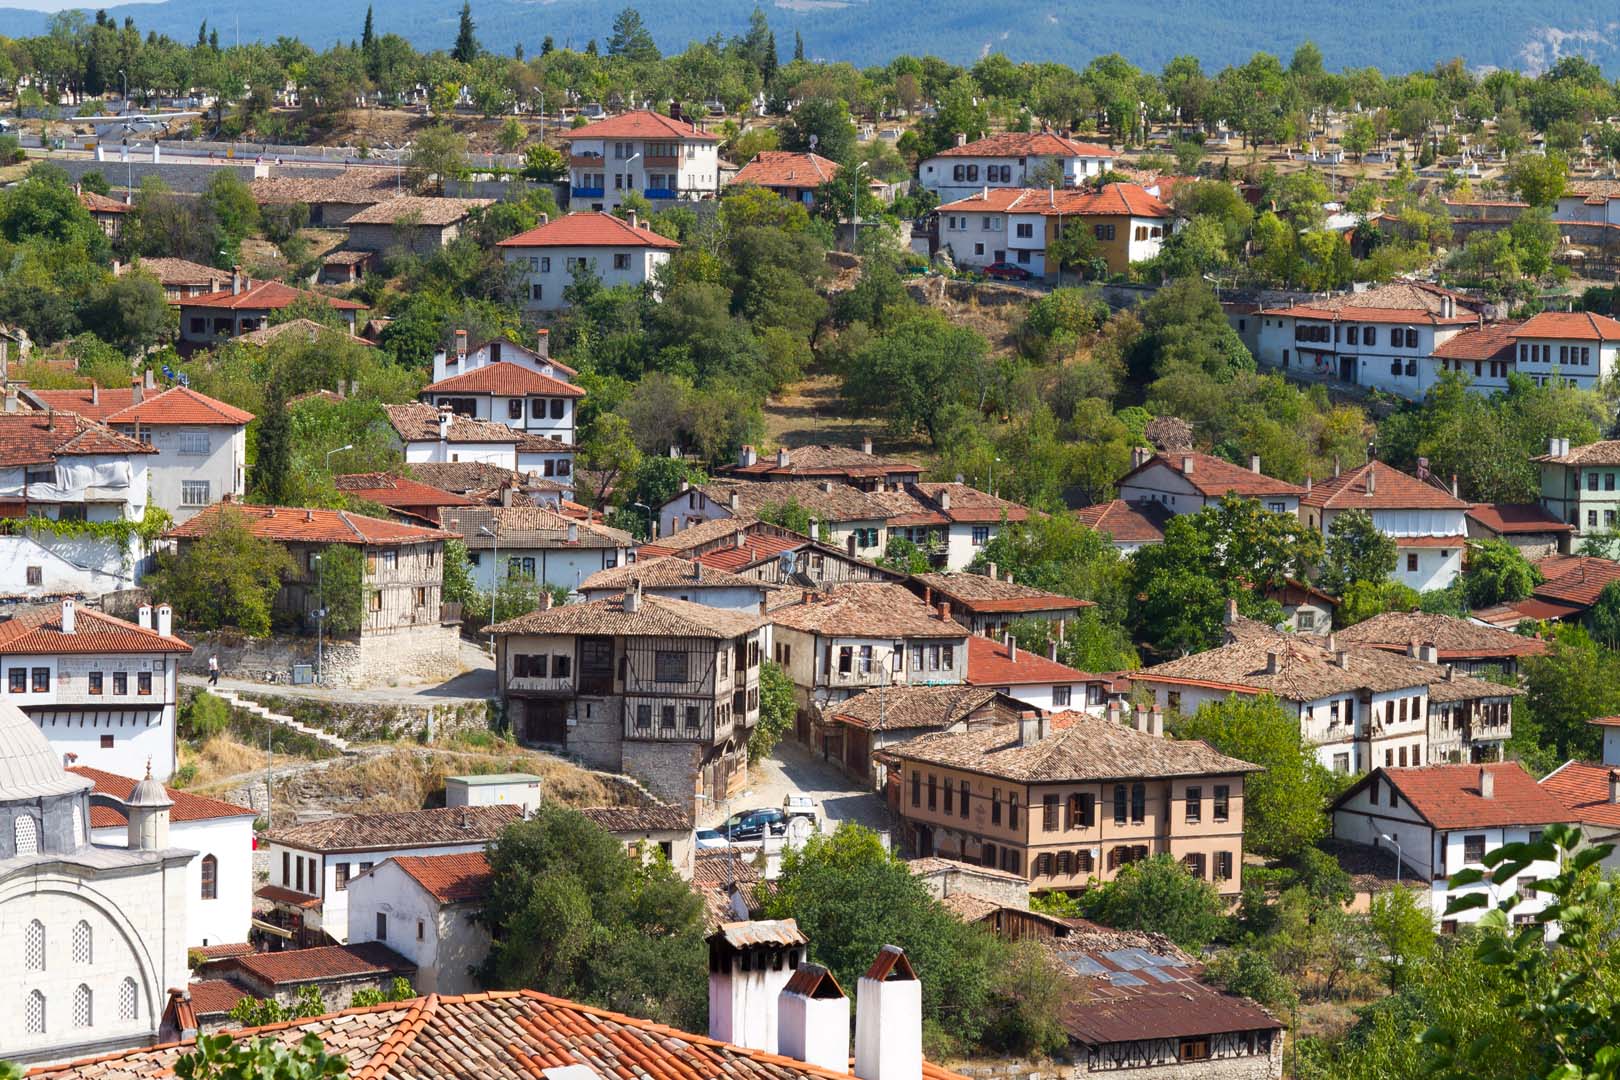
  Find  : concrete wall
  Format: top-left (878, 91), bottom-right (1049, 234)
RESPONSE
top-left (53, 157), bottom-right (259, 194)
top-left (91, 813), bottom-right (253, 949)
top-left (180, 623), bottom-right (460, 689)
top-left (347, 861), bottom-right (490, 995)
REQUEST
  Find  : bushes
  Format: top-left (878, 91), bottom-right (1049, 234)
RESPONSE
top-left (180, 692), bottom-right (232, 742)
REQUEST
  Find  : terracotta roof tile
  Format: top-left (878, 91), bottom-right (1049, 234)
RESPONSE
top-left (1120, 452), bottom-right (1305, 500)
top-left (28, 385), bottom-right (138, 423)
top-left (691, 479), bottom-right (894, 523)
top-left (422, 361), bottom-right (584, 397)
top-left (967, 634), bottom-right (1103, 687)
top-left (1331, 611), bottom-right (1547, 660)
top-left (871, 483), bottom-right (1030, 526)
top-left (933, 132), bottom-right (1116, 159)
top-left (250, 172), bottom-right (401, 205)
top-left (1073, 499), bottom-right (1172, 543)
top-left (389, 852), bottom-right (493, 903)
top-left (232, 942), bottom-right (416, 986)
top-left (723, 444), bottom-right (922, 480)
top-left (564, 109), bottom-right (720, 141)
top-left (0, 411), bottom-right (155, 465)
top-left (187, 979), bottom-right (249, 1017)
top-left (579, 556), bottom-right (769, 593)
top-left (1514, 310), bottom-right (1620, 341)
top-left (178, 280), bottom-right (365, 312)
top-left (79, 190), bottom-right (131, 213)
top-left (733, 151), bottom-right (841, 189)
top-left (1542, 760), bottom-right (1620, 829)
top-left (439, 505), bottom-right (630, 550)
top-left (894, 715), bottom-right (1259, 783)
top-left (165, 503), bottom-right (452, 546)
top-left (266, 805), bottom-right (522, 853)
top-left (1300, 460), bottom-right (1468, 511)
top-left (383, 402), bottom-right (522, 445)
top-left (344, 197), bottom-right (493, 226)
top-left (70, 765), bottom-right (251, 827)
top-left (1532, 554), bottom-right (1620, 607)
top-left (577, 804), bottom-right (693, 832)
top-left (0, 605), bottom-right (191, 655)
top-left (406, 461), bottom-right (529, 493)
top-left (911, 572), bottom-right (1088, 614)
top-left (693, 848), bottom-right (762, 888)
top-left (490, 592), bottom-right (763, 639)
top-left (770, 582), bottom-right (967, 638)
top-left (1264, 303), bottom-right (1479, 326)
top-left (103, 385), bottom-right (255, 426)
top-left (935, 183), bottom-right (1168, 219)
top-left (1532, 439), bottom-right (1620, 466)
top-left (1466, 502), bottom-right (1574, 535)
top-left (335, 472), bottom-right (480, 511)
top-left (118, 257), bottom-right (232, 289)
top-left (1342, 763), bottom-right (1570, 830)
top-left (497, 211), bottom-right (681, 249)
top-left (1432, 321), bottom-right (1522, 360)
top-left (640, 517), bottom-right (767, 555)
top-left (831, 684), bottom-right (1008, 731)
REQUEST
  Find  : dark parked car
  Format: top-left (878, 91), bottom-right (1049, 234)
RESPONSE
top-left (721, 808), bottom-right (786, 842)
top-left (984, 261), bottom-right (1032, 281)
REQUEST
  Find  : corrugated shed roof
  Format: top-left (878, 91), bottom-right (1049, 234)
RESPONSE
top-left (709, 919), bottom-right (807, 948)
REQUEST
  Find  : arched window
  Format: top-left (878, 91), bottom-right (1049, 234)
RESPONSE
top-left (25, 919), bottom-right (44, 970)
top-left (120, 977), bottom-right (139, 1021)
top-left (15, 813), bottom-right (38, 856)
top-left (201, 855), bottom-right (218, 900)
top-left (25, 989), bottom-right (45, 1034)
top-left (72, 920), bottom-right (92, 965)
top-left (73, 984), bottom-right (92, 1028)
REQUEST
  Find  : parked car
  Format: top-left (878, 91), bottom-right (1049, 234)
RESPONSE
top-left (721, 807), bottom-right (786, 842)
top-left (984, 261), bottom-right (1032, 281)
top-left (695, 828), bottom-right (731, 849)
top-left (782, 795), bottom-right (818, 821)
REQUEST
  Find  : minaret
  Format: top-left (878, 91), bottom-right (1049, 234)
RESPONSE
top-left (126, 758), bottom-right (173, 851)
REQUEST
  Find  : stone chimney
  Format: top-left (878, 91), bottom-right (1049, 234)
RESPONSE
top-left (131, 377), bottom-right (144, 405)
top-left (1149, 706), bottom-right (1164, 737)
top-left (1250, 454), bottom-right (1261, 473)
top-left (1365, 467), bottom-right (1376, 495)
top-left (536, 327), bottom-right (549, 359)
top-left (624, 579), bottom-right (642, 613)
top-left (728, 491), bottom-right (740, 512)
top-left (1420, 643), bottom-right (1438, 664)
top-left (1223, 597), bottom-right (1238, 625)
top-left (779, 964), bottom-right (849, 1073)
top-left (854, 947), bottom-right (922, 1080)
top-left (823, 480), bottom-right (835, 494)
top-left (157, 604), bottom-right (172, 636)
top-left (1131, 446), bottom-right (1151, 469)
top-left (862, 436), bottom-right (873, 455)
top-left (1265, 651), bottom-right (1279, 674)
top-left (1479, 767), bottom-right (1494, 799)
top-left (500, 484), bottom-right (513, 508)
top-left (1181, 456), bottom-right (1195, 475)
top-left (1609, 769), bottom-right (1620, 805)
top-left (1003, 632), bottom-right (1017, 663)
top-left (90, 383), bottom-right (100, 406)
top-left (60, 598), bottom-right (75, 635)
top-left (937, 602), bottom-right (950, 621)
top-left (1017, 710), bottom-right (1044, 745)
top-left (1133, 704), bottom-right (1149, 732)
top-left (777, 447), bottom-right (791, 468)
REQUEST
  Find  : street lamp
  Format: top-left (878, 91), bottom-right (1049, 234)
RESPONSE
top-left (325, 444), bottom-right (353, 472)
top-left (622, 151), bottom-right (641, 203)
top-left (1380, 832), bottom-right (1404, 885)
top-left (631, 500), bottom-right (653, 540)
top-left (479, 524), bottom-right (499, 653)
top-left (118, 69), bottom-right (132, 195)
top-left (313, 553), bottom-right (325, 685)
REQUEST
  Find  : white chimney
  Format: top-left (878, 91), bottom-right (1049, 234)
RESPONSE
top-left (1479, 767), bottom-right (1494, 799)
top-left (739, 445), bottom-right (758, 468)
top-left (536, 327), bottom-right (549, 359)
top-left (138, 604), bottom-right (152, 630)
top-left (624, 579), bottom-right (642, 613)
top-left (730, 492), bottom-right (740, 511)
top-left (938, 489), bottom-right (951, 511)
top-left (862, 436), bottom-right (873, 455)
top-left (1609, 769), bottom-right (1620, 805)
top-left (778, 964), bottom-right (850, 1073)
top-left (231, 266), bottom-right (243, 295)
top-left (854, 946), bottom-right (922, 1080)
top-left (1420, 643), bottom-right (1438, 664)
top-left (1149, 705), bottom-right (1163, 737)
top-left (1250, 454), bottom-right (1261, 474)
top-left (777, 448), bottom-right (791, 468)
top-left (1181, 456), bottom-right (1195, 475)
top-left (708, 920), bottom-right (807, 1053)
top-left (156, 604), bottom-right (173, 637)
top-left (60, 598), bottom-right (75, 635)
top-left (438, 407), bottom-right (453, 441)
top-left (1004, 631), bottom-right (1017, 663)
top-left (566, 523), bottom-right (579, 544)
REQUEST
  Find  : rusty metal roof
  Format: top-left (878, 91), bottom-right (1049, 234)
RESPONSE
top-left (863, 945), bottom-right (916, 982)
top-left (709, 919), bottom-right (807, 949)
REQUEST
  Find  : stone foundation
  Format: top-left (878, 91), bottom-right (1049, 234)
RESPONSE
top-left (622, 741), bottom-right (701, 813)
top-left (183, 624), bottom-right (461, 688)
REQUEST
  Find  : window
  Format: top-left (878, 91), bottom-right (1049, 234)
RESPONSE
top-left (89, 671), bottom-right (103, 695)
top-left (859, 645), bottom-right (873, 675)
top-left (1185, 786), bottom-right (1202, 823)
top-left (335, 862), bottom-right (349, 891)
top-left (1464, 834), bottom-right (1487, 863)
top-left (29, 667), bottom-right (47, 692)
top-left (654, 651), bottom-right (687, 683)
top-left (73, 983), bottom-right (92, 1028)
top-left (200, 855), bottom-right (218, 899)
top-left (1015, 222), bottom-right (1033, 239)
top-left (25, 565), bottom-right (40, 586)
top-left (376, 912), bottom-right (387, 941)
top-left (1043, 794), bottom-right (1060, 830)
top-left (1334, 752), bottom-right (1351, 773)
top-left (179, 479), bottom-right (213, 506)
top-left (1053, 685), bottom-right (1071, 707)
top-left (1179, 1037), bottom-right (1210, 1062)
top-left (1365, 327), bottom-right (1377, 346)
top-left (295, 857), bottom-right (304, 892)
top-left (927, 774), bottom-right (937, 810)
top-left (177, 430), bottom-right (209, 455)
top-left (120, 977), bottom-right (138, 1022)
top-left (1130, 782), bottom-right (1146, 824)
top-left (613, 253), bottom-right (631, 270)
top-left (1518, 875), bottom-right (1538, 900)
top-left (282, 851), bottom-right (290, 885)
top-left (911, 771), bottom-right (920, 807)
top-left (960, 780), bottom-right (970, 818)
top-left (660, 704), bottom-right (676, 729)
top-left (1215, 850), bottom-right (1233, 881)
top-left (1009, 793), bottom-right (1020, 828)
top-left (113, 672), bottom-right (127, 695)
top-left (25, 918), bottom-right (44, 969)
top-left (636, 704), bottom-right (652, 728)
top-left (1213, 785), bottom-right (1230, 822)
top-left (369, 591), bottom-right (383, 612)
top-left (1406, 553), bottom-right (1419, 572)
top-left (417, 919), bottom-right (426, 941)
top-left (991, 789), bottom-right (1002, 825)
top-left (1114, 784), bottom-right (1127, 825)
top-left (551, 398), bottom-right (566, 419)
top-left (8, 669), bottom-right (22, 693)
top-left (383, 550), bottom-right (397, 571)
top-left (531, 283), bottom-right (544, 301)
top-left (838, 646), bottom-right (853, 675)
top-left (943, 779), bottom-right (954, 814)
top-left (1591, 472), bottom-right (1602, 492)
top-left (26, 989), bottom-right (44, 1034)
top-left (137, 672), bottom-right (152, 696)
top-left (1183, 852), bottom-right (1207, 879)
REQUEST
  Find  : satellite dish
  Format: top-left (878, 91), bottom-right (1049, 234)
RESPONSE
top-left (809, 133), bottom-right (819, 149)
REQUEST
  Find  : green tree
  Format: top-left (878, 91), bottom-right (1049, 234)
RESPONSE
top-left (521, 144), bottom-right (567, 182)
top-left (440, 538), bottom-right (477, 608)
top-left (179, 691), bottom-right (232, 742)
top-left (1521, 627), bottom-right (1620, 763)
top-left (201, 170), bottom-right (259, 262)
top-left (1317, 507), bottom-right (1397, 596)
top-left (607, 8), bottom-right (659, 63)
top-left (407, 126), bottom-right (469, 194)
top-left (843, 310), bottom-right (987, 443)
top-left (749, 660), bottom-right (795, 762)
top-left (172, 1032), bottom-right (347, 1080)
top-left (480, 806), bottom-right (708, 1029)
top-left (315, 544), bottom-right (366, 637)
top-left (970, 513), bottom-right (1131, 620)
top-left (85, 268), bottom-right (172, 355)
top-left (782, 97), bottom-right (858, 163)
top-left (1066, 854), bottom-right (1228, 950)
top-left (451, 2), bottom-right (480, 63)
top-left (254, 392), bottom-right (294, 505)
top-left (1367, 886), bottom-right (1435, 989)
top-left (1461, 538), bottom-right (1541, 608)
top-left (1590, 580), bottom-right (1620, 648)
top-left (1173, 694), bottom-right (1337, 859)
top-left (146, 508), bottom-right (295, 636)
top-left (1504, 150), bottom-right (1568, 207)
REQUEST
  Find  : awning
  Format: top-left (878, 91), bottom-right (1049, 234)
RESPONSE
top-left (252, 918), bottom-right (294, 939)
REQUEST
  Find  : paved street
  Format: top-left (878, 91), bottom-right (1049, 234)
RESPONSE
top-left (182, 641), bottom-right (497, 706)
top-left (702, 737), bottom-right (891, 838)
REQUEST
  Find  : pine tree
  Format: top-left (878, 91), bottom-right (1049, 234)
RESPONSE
top-left (361, 5), bottom-right (375, 48)
top-left (196, 19), bottom-right (208, 47)
top-left (794, 30), bottom-right (804, 62)
top-left (514, 42), bottom-right (524, 59)
top-left (209, 28), bottom-right (219, 50)
top-left (452, 2), bottom-right (480, 64)
top-left (608, 8), bottom-right (658, 62)
top-left (541, 35), bottom-right (555, 54)
top-left (764, 30), bottom-right (778, 83)
top-left (585, 39), bottom-right (598, 57)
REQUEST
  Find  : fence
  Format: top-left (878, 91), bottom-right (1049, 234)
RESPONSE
top-left (153, 139), bottom-right (523, 171)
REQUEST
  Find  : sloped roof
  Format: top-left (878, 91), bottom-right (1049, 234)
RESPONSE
top-left (566, 109), bottom-right (720, 141)
top-left (638, 516), bottom-right (765, 556)
top-left (28, 385), bottom-right (138, 423)
top-left (250, 171), bottom-right (400, 205)
top-left (1338, 763), bottom-right (1570, 830)
top-left (1264, 303), bottom-right (1479, 327)
top-left (344, 196), bottom-right (493, 226)
top-left (1541, 761), bottom-right (1620, 830)
top-left (490, 593), bottom-right (764, 639)
top-left (266, 804), bottom-right (523, 853)
top-left (733, 151), bottom-right (841, 189)
top-left (1514, 310), bottom-right (1620, 342)
top-left (439, 505), bottom-right (630, 550)
top-left (1532, 439), bottom-right (1620, 466)
top-left (911, 572), bottom-right (1088, 614)
top-left (871, 483), bottom-right (1031, 526)
top-left (178, 280), bottom-right (366, 312)
top-left (104, 386), bottom-right (255, 426)
top-left (690, 479), bottom-right (895, 523)
top-left (576, 804), bottom-right (693, 832)
top-left (770, 583), bottom-right (967, 639)
top-left (1331, 611), bottom-right (1547, 660)
top-left (579, 556), bottom-right (769, 593)
top-left (1466, 502), bottom-right (1574, 535)
top-left (119, 257), bottom-right (231, 288)
top-left (723, 444), bottom-right (922, 480)
top-left (232, 942), bottom-right (415, 987)
top-left (0, 605), bottom-right (191, 656)
top-left (932, 131), bottom-right (1116, 159)
top-left (389, 852), bottom-right (493, 903)
top-left (1300, 460), bottom-right (1468, 511)
top-left (1432, 321), bottom-right (1522, 360)
top-left (235, 318), bottom-right (376, 348)
top-left (383, 402), bottom-right (523, 444)
top-left (0, 412), bottom-right (156, 465)
top-left (831, 684), bottom-right (1008, 731)
top-left (335, 472), bottom-right (479, 510)
top-left (69, 765), bottom-right (251, 827)
top-left (1120, 451), bottom-right (1305, 500)
top-left (1074, 499), bottom-right (1173, 544)
top-left (893, 714), bottom-right (1258, 783)
top-left (165, 503), bottom-right (452, 546)
top-left (79, 190), bottom-right (130, 214)
top-left (967, 634), bottom-right (1102, 687)
top-left (497, 211), bottom-right (681, 249)
top-left (406, 461), bottom-right (530, 494)
top-left (935, 183), bottom-right (1168, 219)
top-left (186, 979), bottom-right (248, 1018)
top-left (422, 361), bottom-right (584, 397)
top-left (1532, 554), bottom-right (1620, 607)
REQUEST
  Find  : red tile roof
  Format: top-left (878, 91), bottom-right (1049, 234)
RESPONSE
top-left (165, 503), bottom-right (453, 546)
top-left (911, 572), bottom-right (1089, 615)
top-left (193, 942), bottom-right (255, 960)
top-left (1467, 503), bottom-right (1574, 535)
top-left (1532, 553), bottom-right (1620, 607)
top-left (178, 280), bottom-right (365, 312)
top-left (231, 942), bottom-right (415, 987)
top-left (103, 386), bottom-right (255, 426)
top-left (691, 532), bottom-right (803, 571)
top-left (79, 191), bottom-right (131, 214)
top-left (1431, 321), bottom-right (1522, 360)
top-left (1121, 452), bottom-right (1305, 501)
top-left (70, 765), bottom-right (251, 827)
top-left (0, 606), bottom-right (191, 655)
top-left (496, 211), bottom-right (682, 249)
top-left (966, 634), bottom-right (1101, 687)
top-left (388, 852), bottom-right (493, 903)
top-left (186, 979), bottom-right (248, 1017)
top-left (29, 385), bottom-right (139, 423)
top-left (565, 108), bottom-right (720, 141)
top-left (1541, 761), bottom-right (1620, 830)
top-left (935, 183), bottom-right (1167, 219)
top-left (733, 150), bottom-right (841, 189)
top-left (1352, 762), bottom-right (1571, 830)
top-left (422, 361), bottom-right (585, 397)
top-left (1300, 460), bottom-right (1468, 511)
top-left (1073, 499), bottom-right (1172, 543)
top-left (1514, 310), bottom-right (1620, 341)
top-left (871, 483), bottom-right (1030, 526)
top-left (933, 131), bottom-right (1116, 159)
top-left (334, 473), bottom-right (479, 514)
top-left (0, 411), bottom-right (156, 465)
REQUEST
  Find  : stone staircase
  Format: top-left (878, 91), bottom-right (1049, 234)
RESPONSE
top-left (210, 688), bottom-right (354, 754)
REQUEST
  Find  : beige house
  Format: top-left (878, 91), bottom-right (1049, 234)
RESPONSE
top-left (889, 710), bottom-right (1258, 895)
top-left (343, 197), bottom-right (493, 255)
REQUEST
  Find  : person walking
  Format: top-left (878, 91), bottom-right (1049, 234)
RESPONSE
top-left (208, 654), bottom-right (220, 686)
